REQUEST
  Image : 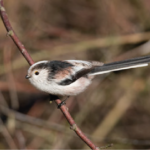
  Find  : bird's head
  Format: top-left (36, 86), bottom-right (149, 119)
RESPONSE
top-left (26, 61), bottom-right (50, 86)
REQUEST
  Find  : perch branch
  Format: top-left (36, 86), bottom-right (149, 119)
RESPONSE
top-left (0, 1), bottom-right (99, 149)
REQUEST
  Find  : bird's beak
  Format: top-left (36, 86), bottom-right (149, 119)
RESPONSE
top-left (25, 75), bottom-right (31, 79)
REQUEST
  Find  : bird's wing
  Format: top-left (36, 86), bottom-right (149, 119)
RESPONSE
top-left (57, 60), bottom-right (102, 86)
top-left (65, 60), bottom-right (103, 70)
top-left (66, 60), bottom-right (104, 78)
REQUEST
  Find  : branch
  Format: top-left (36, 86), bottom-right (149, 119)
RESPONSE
top-left (0, 1), bottom-right (99, 149)
top-left (0, 0), bottom-right (34, 65)
top-left (55, 99), bottom-right (100, 149)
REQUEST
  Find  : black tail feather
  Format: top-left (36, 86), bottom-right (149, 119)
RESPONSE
top-left (91, 55), bottom-right (150, 74)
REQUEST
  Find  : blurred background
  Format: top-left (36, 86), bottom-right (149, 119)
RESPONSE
top-left (0, 0), bottom-right (150, 149)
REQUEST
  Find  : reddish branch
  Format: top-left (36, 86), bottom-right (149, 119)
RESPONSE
top-left (0, 1), bottom-right (99, 149)
top-left (55, 99), bottom-right (100, 149)
top-left (0, 0), bottom-right (34, 65)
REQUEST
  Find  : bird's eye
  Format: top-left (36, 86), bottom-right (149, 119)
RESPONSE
top-left (35, 71), bottom-right (39, 75)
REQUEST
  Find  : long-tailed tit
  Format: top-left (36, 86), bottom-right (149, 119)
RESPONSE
top-left (26, 56), bottom-right (150, 96)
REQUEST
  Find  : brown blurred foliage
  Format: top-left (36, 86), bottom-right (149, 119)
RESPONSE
top-left (0, 0), bottom-right (150, 149)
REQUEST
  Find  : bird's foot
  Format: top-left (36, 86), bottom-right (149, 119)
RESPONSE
top-left (49, 95), bottom-right (69, 108)
top-left (57, 101), bottom-right (66, 108)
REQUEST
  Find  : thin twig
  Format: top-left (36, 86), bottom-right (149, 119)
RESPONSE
top-left (56, 98), bottom-right (99, 149)
top-left (0, 1), bottom-right (99, 149)
top-left (0, 0), bottom-right (34, 65)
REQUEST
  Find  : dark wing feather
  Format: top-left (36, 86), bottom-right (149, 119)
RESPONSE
top-left (58, 68), bottom-right (93, 86)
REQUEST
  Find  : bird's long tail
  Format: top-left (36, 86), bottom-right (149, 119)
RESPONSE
top-left (89, 55), bottom-right (150, 75)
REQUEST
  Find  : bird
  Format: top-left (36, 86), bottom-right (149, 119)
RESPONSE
top-left (26, 55), bottom-right (150, 99)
